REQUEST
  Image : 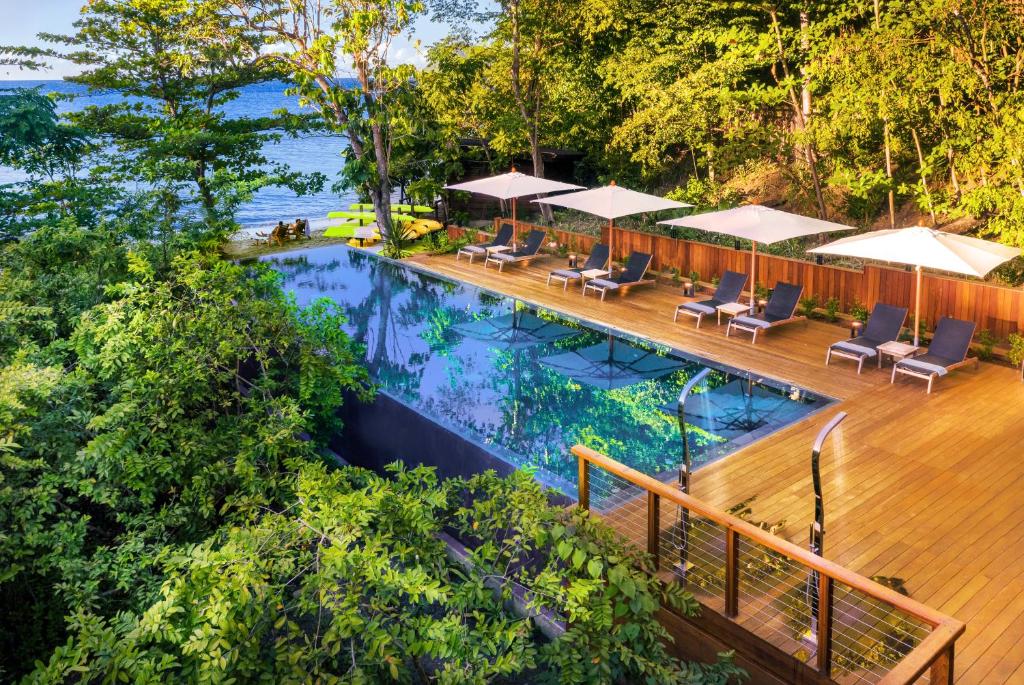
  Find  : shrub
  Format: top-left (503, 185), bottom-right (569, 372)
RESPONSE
top-left (848, 299), bottom-right (870, 323)
top-left (1009, 332), bottom-right (1024, 367)
top-left (28, 465), bottom-right (747, 684)
top-left (799, 294), bottom-right (820, 319)
top-left (824, 297), bottom-right (841, 323)
top-left (975, 329), bottom-right (997, 361)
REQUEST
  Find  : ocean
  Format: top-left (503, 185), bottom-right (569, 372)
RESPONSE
top-left (0, 80), bottom-right (363, 235)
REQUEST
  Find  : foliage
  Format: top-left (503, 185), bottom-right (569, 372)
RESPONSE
top-left (0, 89), bottom-right (107, 239)
top-left (41, 0), bottom-right (323, 236)
top-left (0, 222), bottom-right (369, 676)
top-left (975, 329), bottom-right (997, 362)
top-left (24, 464), bottom-right (745, 684)
top-left (824, 297), bottom-right (841, 323)
top-left (799, 294), bottom-right (820, 319)
top-left (0, 45), bottom-right (47, 70)
top-left (229, 0), bottom-right (427, 250)
top-left (423, 0), bottom-right (1024, 267)
top-left (1009, 333), bottom-right (1024, 368)
top-left (426, 227), bottom-right (469, 254)
top-left (848, 299), bottom-right (870, 323)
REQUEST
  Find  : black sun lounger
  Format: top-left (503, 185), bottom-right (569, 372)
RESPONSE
top-left (826, 303), bottom-right (908, 373)
top-left (457, 223), bottom-right (513, 263)
top-left (581, 252), bottom-right (654, 301)
top-left (546, 244), bottom-right (611, 290)
top-left (891, 317), bottom-right (978, 393)
top-left (673, 270), bottom-right (748, 328)
top-left (726, 282), bottom-right (805, 343)
top-left (484, 229), bottom-right (547, 271)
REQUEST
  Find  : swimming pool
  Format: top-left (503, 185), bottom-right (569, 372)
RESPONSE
top-left (263, 246), bottom-right (831, 496)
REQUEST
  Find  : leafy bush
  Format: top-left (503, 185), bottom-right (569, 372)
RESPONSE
top-left (799, 294), bottom-right (820, 319)
top-left (824, 297), bottom-right (841, 323)
top-left (848, 299), bottom-right (870, 323)
top-left (1009, 333), bottom-right (1024, 367)
top-left (0, 228), bottom-right (371, 675)
top-left (428, 228), bottom-right (468, 254)
top-left (27, 465), bottom-right (745, 684)
top-left (975, 329), bottom-right (997, 361)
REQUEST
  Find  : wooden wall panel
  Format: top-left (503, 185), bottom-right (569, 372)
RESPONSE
top-left (475, 220), bottom-right (1024, 338)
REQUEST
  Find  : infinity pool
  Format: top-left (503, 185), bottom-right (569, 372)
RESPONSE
top-left (263, 246), bottom-right (830, 495)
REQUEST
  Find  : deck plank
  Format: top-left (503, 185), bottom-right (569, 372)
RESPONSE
top-left (409, 253), bottom-right (1024, 684)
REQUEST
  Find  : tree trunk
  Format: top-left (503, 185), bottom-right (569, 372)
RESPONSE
top-left (884, 120), bottom-right (896, 228)
top-left (530, 132), bottom-right (553, 223)
top-left (947, 144), bottom-right (961, 198)
top-left (509, 0), bottom-right (552, 224)
top-left (911, 128), bottom-right (937, 226)
top-left (194, 159), bottom-right (216, 220)
top-left (770, 9), bottom-right (827, 219)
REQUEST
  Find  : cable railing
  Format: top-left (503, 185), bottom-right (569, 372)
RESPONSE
top-left (574, 444), bottom-right (964, 685)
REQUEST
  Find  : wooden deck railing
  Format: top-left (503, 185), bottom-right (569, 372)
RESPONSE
top-left (474, 217), bottom-right (1024, 339)
top-left (573, 444), bottom-right (965, 685)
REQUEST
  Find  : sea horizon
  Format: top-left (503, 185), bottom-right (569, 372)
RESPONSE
top-left (0, 79), bottom-right (359, 233)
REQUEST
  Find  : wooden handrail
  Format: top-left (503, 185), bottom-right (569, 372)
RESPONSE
top-left (878, 621), bottom-right (962, 685)
top-left (572, 444), bottom-right (966, 683)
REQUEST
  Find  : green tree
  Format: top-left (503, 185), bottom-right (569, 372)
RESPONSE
top-left (41, 0), bottom-right (324, 235)
top-left (0, 89), bottom-right (109, 239)
top-left (26, 465), bottom-right (744, 684)
top-left (428, 0), bottom-right (611, 198)
top-left (0, 227), bottom-right (369, 675)
top-left (230, 0), bottom-right (425, 252)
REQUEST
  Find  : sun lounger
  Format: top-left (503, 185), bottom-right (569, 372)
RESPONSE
top-left (891, 317), bottom-right (978, 393)
top-left (582, 252), bottom-right (654, 301)
top-left (726, 282), bottom-right (805, 343)
top-left (673, 270), bottom-right (748, 327)
top-left (546, 244), bottom-right (611, 290)
top-left (457, 223), bottom-right (513, 263)
top-left (826, 303), bottom-right (908, 373)
top-left (484, 229), bottom-right (547, 271)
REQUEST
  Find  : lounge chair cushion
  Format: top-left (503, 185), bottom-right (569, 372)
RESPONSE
top-left (898, 358), bottom-right (950, 377)
top-left (681, 301), bottom-right (717, 315)
top-left (731, 314), bottom-right (772, 329)
top-left (831, 340), bottom-right (878, 358)
top-left (588, 278), bottom-right (621, 290)
top-left (461, 245), bottom-right (486, 254)
top-left (491, 252), bottom-right (518, 262)
top-left (550, 268), bottom-right (583, 280)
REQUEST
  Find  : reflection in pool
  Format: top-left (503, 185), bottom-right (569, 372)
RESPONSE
top-left (262, 246), bottom-right (830, 496)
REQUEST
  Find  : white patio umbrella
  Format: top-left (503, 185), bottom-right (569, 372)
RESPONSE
top-left (809, 226), bottom-right (1020, 346)
top-left (532, 182), bottom-right (690, 269)
top-left (445, 169), bottom-right (583, 243)
top-left (659, 205), bottom-right (856, 308)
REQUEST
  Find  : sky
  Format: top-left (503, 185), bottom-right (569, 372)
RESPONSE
top-left (0, 0), bottom-right (460, 80)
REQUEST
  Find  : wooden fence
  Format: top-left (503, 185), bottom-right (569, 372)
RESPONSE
top-left (478, 218), bottom-right (1024, 339)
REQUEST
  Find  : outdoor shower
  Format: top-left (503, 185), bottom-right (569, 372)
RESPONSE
top-left (675, 367), bottom-right (711, 577)
top-left (807, 411), bottom-right (848, 644)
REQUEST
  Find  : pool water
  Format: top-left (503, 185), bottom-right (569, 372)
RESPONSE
top-left (263, 246), bottom-right (830, 495)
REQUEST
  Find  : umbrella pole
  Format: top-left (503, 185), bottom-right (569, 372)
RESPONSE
top-left (608, 218), bottom-right (614, 270)
top-left (512, 197), bottom-right (518, 247)
top-left (914, 265), bottom-right (922, 347)
top-left (750, 241), bottom-right (758, 310)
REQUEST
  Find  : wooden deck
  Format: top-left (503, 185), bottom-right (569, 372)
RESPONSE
top-left (409, 252), bottom-right (1024, 684)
